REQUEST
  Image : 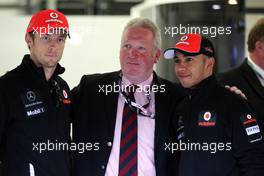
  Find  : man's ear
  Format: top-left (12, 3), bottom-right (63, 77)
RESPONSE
top-left (206, 57), bottom-right (215, 69)
top-left (154, 48), bottom-right (161, 63)
top-left (255, 40), bottom-right (264, 52)
top-left (25, 33), bottom-right (33, 49)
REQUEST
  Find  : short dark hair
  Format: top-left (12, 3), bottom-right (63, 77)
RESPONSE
top-left (28, 32), bottom-right (35, 40)
top-left (247, 18), bottom-right (264, 52)
top-left (27, 32), bottom-right (35, 50)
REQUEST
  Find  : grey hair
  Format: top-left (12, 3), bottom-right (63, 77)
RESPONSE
top-left (122, 17), bottom-right (161, 49)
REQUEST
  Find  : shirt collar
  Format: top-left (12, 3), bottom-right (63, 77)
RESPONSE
top-left (184, 75), bottom-right (216, 97)
top-left (22, 54), bottom-right (65, 82)
top-left (247, 56), bottom-right (264, 80)
top-left (122, 73), bottom-right (153, 87)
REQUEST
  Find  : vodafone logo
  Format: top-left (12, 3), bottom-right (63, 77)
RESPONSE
top-left (181, 35), bottom-right (188, 41)
top-left (247, 114), bottom-right (252, 120)
top-left (50, 12), bottom-right (58, 19)
top-left (177, 35), bottom-right (189, 45)
top-left (203, 112), bottom-right (211, 121)
top-left (63, 90), bottom-right (68, 99)
top-left (198, 111), bottom-right (216, 127)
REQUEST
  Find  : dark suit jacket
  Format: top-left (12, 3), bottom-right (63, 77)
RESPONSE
top-left (71, 71), bottom-right (184, 176)
top-left (219, 59), bottom-right (264, 135)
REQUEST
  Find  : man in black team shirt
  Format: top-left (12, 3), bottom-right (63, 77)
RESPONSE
top-left (0, 9), bottom-right (71, 176)
top-left (164, 33), bottom-right (264, 176)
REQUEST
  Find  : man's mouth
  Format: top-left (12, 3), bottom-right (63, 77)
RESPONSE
top-left (177, 73), bottom-right (190, 79)
top-left (127, 62), bottom-right (139, 65)
top-left (46, 54), bottom-right (58, 57)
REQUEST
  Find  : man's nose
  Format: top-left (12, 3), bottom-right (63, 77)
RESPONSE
top-left (48, 39), bottom-right (58, 48)
top-left (128, 48), bottom-right (138, 58)
top-left (176, 61), bottom-right (187, 71)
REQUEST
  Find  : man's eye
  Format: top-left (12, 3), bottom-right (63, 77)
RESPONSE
top-left (123, 44), bottom-right (131, 49)
top-left (42, 36), bottom-right (50, 41)
top-left (138, 46), bottom-right (146, 51)
top-left (185, 57), bottom-right (194, 62)
top-left (174, 59), bottom-right (180, 63)
top-left (58, 37), bottom-right (66, 43)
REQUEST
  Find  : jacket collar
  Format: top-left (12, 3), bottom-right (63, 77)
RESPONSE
top-left (247, 56), bottom-right (264, 80)
top-left (241, 59), bottom-right (264, 98)
top-left (184, 75), bottom-right (217, 98)
top-left (21, 54), bottom-right (65, 82)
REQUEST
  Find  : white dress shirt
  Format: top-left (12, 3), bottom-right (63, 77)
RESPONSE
top-left (247, 56), bottom-right (264, 86)
top-left (105, 74), bottom-right (156, 176)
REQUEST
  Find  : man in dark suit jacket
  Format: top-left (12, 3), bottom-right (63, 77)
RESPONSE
top-left (72, 18), bottom-right (183, 176)
top-left (219, 18), bottom-right (264, 136)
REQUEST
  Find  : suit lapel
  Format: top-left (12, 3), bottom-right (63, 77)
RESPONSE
top-left (153, 74), bottom-right (171, 146)
top-left (241, 60), bottom-right (264, 99)
top-left (103, 72), bottom-right (120, 137)
top-left (154, 89), bottom-right (169, 146)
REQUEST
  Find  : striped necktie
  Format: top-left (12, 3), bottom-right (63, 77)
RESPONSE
top-left (119, 85), bottom-right (138, 176)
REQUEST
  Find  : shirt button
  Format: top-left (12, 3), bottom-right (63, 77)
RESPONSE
top-left (101, 165), bottom-right (105, 169)
top-left (107, 142), bottom-right (112, 147)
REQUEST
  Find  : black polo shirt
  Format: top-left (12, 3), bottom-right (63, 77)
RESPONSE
top-left (0, 54), bottom-right (71, 176)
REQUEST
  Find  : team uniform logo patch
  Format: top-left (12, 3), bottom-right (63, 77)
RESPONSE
top-left (20, 90), bottom-right (46, 118)
top-left (63, 89), bottom-right (68, 99)
top-left (198, 110), bottom-right (217, 127)
top-left (240, 114), bottom-right (262, 143)
top-left (61, 89), bottom-right (71, 104)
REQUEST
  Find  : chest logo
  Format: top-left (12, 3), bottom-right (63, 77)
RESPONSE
top-left (203, 112), bottom-right (211, 121)
top-left (198, 111), bottom-right (216, 127)
top-left (26, 91), bottom-right (36, 102)
top-left (63, 89), bottom-right (68, 99)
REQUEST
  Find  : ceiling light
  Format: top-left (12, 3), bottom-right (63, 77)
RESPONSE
top-left (228, 0), bottom-right (238, 5)
top-left (212, 4), bottom-right (221, 10)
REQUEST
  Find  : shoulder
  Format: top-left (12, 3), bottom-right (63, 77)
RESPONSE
top-left (56, 76), bottom-right (70, 90)
top-left (215, 84), bottom-right (252, 112)
top-left (78, 71), bottom-right (119, 86)
top-left (218, 61), bottom-right (248, 84)
top-left (218, 66), bottom-right (243, 81)
top-left (154, 74), bottom-right (186, 101)
top-left (71, 71), bottom-right (119, 96)
top-left (0, 64), bottom-right (24, 88)
top-left (221, 68), bottom-right (241, 77)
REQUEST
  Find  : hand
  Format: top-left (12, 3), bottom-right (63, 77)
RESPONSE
top-left (225, 85), bottom-right (247, 100)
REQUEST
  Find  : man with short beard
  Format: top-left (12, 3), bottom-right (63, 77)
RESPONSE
top-left (164, 33), bottom-right (264, 176)
top-left (0, 9), bottom-right (71, 176)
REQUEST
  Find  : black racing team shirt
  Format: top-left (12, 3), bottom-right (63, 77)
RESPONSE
top-left (0, 55), bottom-right (71, 176)
top-left (174, 75), bottom-right (264, 176)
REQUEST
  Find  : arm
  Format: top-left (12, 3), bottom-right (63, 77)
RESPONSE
top-left (231, 99), bottom-right (264, 176)
top-left (0, 79), bottom-right (8, 147)
top-left (0, 79), bottom-right (8, 172)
